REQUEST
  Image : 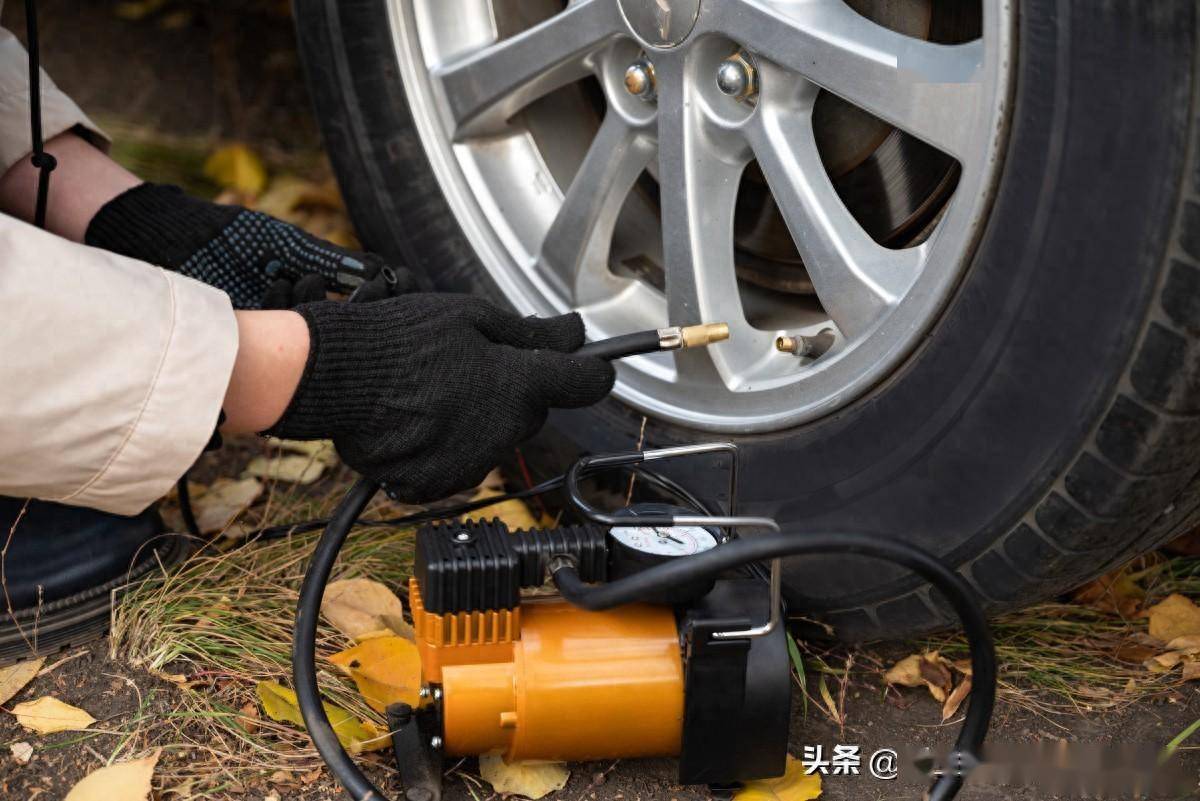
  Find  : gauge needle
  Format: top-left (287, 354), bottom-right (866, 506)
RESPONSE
top-left (653, 527), bottom-right (685, 545)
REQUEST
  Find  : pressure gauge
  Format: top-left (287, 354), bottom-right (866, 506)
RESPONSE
top-left (607, 504), bottom-right (723, 605)
top-left (609, 524), bottom-right (718, 558)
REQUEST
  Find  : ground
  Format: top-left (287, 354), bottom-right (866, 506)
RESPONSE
top-left (0, 3), bottom-right (1198, 800)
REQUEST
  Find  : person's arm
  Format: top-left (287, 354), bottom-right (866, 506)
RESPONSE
top-left (222, 310), bottom-right (309, 434)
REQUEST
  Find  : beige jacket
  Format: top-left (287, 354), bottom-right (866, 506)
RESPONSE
top-left (0, 22), bottom-right (239, 515)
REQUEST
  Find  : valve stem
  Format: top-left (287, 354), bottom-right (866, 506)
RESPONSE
top-left (776, 328), bottom-right (836, 359)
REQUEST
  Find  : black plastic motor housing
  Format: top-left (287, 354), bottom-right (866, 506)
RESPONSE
top-left (414, 519), bottom-right (608, 614)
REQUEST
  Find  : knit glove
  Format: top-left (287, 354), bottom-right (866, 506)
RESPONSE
top-left (265, 294), bottom-right (615, 502)
top-left (84, 183), bottom-right (418, 309)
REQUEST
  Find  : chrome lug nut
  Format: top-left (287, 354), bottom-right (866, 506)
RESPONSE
top-left (716, 52), bottom-right (758, 101)
top-left (624, 59), bottom-right (657, 101)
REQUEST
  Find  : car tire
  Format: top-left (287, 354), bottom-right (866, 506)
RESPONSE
top-left (293, 0), bottom-right (1200, 640)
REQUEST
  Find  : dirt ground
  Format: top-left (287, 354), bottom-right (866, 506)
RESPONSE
top-left (0, 3), bottom-right (1198, 800)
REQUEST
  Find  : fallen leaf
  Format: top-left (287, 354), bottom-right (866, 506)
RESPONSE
top-left (479, 754), bottom-right (570, 799)
top-left (942, 678), bottom-right (972, 722)
top-left (733, 755), bottom-right (822, 801)
top-left (114, 0), bottom-right (168, 20)
top-left (1116, 642), bottom-right (1159, 665)
top-left (1146, 594), bottom-right (1200, 643)
top-left (254, 177), bottom-right (344, 225)
top-left (12, 696), bottom-right (96, 734)
top-left (322, 578), bottom-right (413, 641)
top-left (65, 749), bottom-right (159, 801)
top-left (1072, 568), bottom-right (1144, 618)
top-left (267, 438), bottom-right (339, 466)
top-left (1183, 661), bottom-right (1200, 682)
top-left (238, 701), bottom-right (260, 734)
top-left (192, 477), bottom-right (262, 534)
top-left (463, 469), bottom-right (543, 530)
top-left (204, 144), bottom-right (267, 196)
top-left (884, 651), bottom-right (952, 703)
top-left (0, 657), bottom-right (45, 705)
top-left (9, 741), bottom-right (32, 765)
top-left (256, 681), bottom-right (385, 754)
top-left (244, 455), bottom-right (326, 485)
top-left (329, 636), bottom-right (423, 714)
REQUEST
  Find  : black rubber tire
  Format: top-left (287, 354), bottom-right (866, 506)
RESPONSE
top-left (294, 0), bottom-right (1200, 640)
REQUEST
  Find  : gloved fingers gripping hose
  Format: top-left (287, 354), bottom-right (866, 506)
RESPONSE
top-left (84, 182), bottom-right (419, 309)
top-left (265, 295), bottom-right (615, 503)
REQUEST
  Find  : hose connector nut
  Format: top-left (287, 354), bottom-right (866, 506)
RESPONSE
top-left (547, 553), bottom-right (578, 574)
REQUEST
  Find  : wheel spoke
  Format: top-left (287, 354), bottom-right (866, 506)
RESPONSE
top-left (746, 100), bottom-right (923, 339)
top-left (715, 0), bottom-right (984, 159)
top-left (538, 112), bottom-right (654, 304)
top-left (430, 0), bottom-right (623, 140)
top-left (654, 56), bottom-right (775, 388)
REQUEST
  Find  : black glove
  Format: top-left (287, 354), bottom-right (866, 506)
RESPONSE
top-left (264, 294), bottom-right (615, 502)
top-left (84, 182), bottom-right (417, 309)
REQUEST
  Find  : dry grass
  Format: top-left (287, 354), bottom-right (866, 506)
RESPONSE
top-left (109, 476), bottom-right (420, 791)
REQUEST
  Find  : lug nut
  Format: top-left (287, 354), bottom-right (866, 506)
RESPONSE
top-left (716, 52), bottom-right (758, 101)
top-left (624, 59), bottom-right (657, 101)
top-left (776, 329), bottom-right (836, 359)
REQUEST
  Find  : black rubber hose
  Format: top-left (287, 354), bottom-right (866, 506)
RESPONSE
top-left (551, 533), bottom-right (993, 801)
top-left (292, 477), bottom-right (389, 801)
top-left (176, 475), bottom-right (202, 540)
top-left (574, 330), bottom-right (661, 360)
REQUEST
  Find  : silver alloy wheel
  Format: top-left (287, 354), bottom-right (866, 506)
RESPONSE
top-left (388, 0), bottom-right (1014, 433)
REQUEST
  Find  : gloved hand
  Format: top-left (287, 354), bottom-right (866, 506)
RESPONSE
top-left (84, 183), bottom-right (418, 309)
top-left (264, 294), bottom-right (615, 502)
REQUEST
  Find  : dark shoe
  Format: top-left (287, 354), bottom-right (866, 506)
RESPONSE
top-left (0, 496), bottom-right (192, 663)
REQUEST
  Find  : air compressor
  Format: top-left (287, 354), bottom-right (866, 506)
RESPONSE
top-left (292, 440), bottom-right (997, 801)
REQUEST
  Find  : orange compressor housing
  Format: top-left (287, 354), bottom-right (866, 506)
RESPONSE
top-left (410, 578), bottom-right (685, 762)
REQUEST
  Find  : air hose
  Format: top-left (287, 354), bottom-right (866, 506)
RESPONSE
top-left (291, 325), bottom-right (997, 801)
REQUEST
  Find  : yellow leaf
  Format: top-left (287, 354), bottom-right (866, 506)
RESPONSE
top-left (12, 696), bottom-right (96, 734)
top-left (64, 749), bottom-right (159, 801)
top-left (1146, 594), bottom-right (1200, 643)
top-left (328, 636), bottom-right (423, 714)
top-left (244, 455), bottom-right (326, 485)
top-left (203, 144), bottom-right (267, 196)
top-left (479, 754), bottom-right (569, 799)
top-left (256, 681), bottom-right (386, 754)
top-left (883, 654), bottom-right (924, 688)
top-left (114, 0), bottom-right (168, 20)
top-left (941, 677), bottom-right (972, 722)
top-left (734, 756), bottom-right (822, 801)
top-left (267, 438), bottom-right (340, 467)
top-left (321, 578), bottom-right (413, 642)
top-left (253, 177), bottom-right (344, 225)
top-left (884, 651), bottom-right (952, 704)
top-left (0, 657), bottom-right (44, 705)
top-left (192, 477), bottom-right (262, 534)
top-left (464, 469), bottom-right (541, 530)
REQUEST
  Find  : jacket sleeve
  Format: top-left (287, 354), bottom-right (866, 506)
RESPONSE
top-left (0, 215), bottom-right (239, 515)
top-left (0, 25), bottom-right (108, 172)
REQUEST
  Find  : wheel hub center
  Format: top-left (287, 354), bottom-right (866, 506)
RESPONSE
top-left (618, 0), bottom-right (702, 48)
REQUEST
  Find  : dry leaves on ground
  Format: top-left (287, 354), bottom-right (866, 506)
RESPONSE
top-left (268, 438), bottom-right (340, 467)
top-left (190, 477), bottom-right (263, 534)
top-left (321, 577), bottom-right (414, 641)
top-left (733, 756), bottom-right (822, 801)
top-left (11, 696), bottom-right (96, 734)
top-left (1135, 595), bottom-right (1200, 681)
top-left (884, 651), bottom-right (973, 721)
top-left (9, 741), bottom-right (32, 765)
top-left (63, 749), bottom-right (160, 801)
top-left (464, 469), bottom-right (547, 531)
top-left (244, 454), bottom-right (327, 485)
top-left (1072, 567), bottom-right (1145, 618)
top-left (204, 143), bottom-right (268, 196)
top-left (329, 636), bottom-right (423, 714)
top-left (0, 657), bottom-right (44, 705)
top-left (256, 680), bottom-right (386, 754)
top-left (479, 754), bottom-right (570, 799)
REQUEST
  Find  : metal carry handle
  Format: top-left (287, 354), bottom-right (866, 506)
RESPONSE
top-left (564, 442), bottom-right (782, 640)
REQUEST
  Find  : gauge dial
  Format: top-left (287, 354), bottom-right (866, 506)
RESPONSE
top-left (609, 525), bottom-right (718, 558)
